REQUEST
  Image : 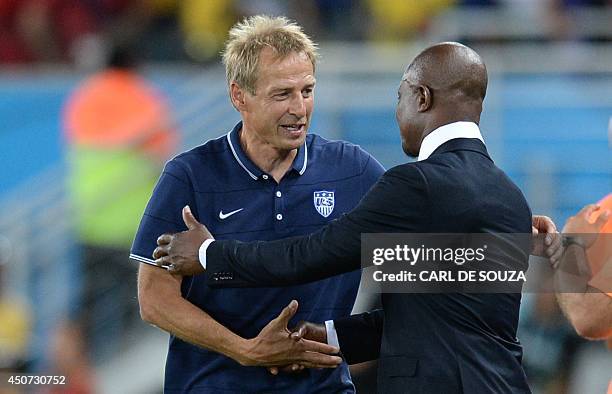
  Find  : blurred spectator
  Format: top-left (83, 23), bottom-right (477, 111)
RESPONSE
top-left (366, 0), bottom-right (454, 40)
top-left (585, 196), bottom-right (612, 314)
top-left (308, 0), bottom-right (368, 40)
top-left (46, 321), bottom-right (94, 394)
top-left (551, 196), bottom-right (612, 394)
top-left (179, 0), bottom-right (237, 62)
top-left (0, 239), bottom-right (31, 372)
top-left (0, 0), bottom-right (152, 68)
top-left (139, 0), bottom-right (184, 61)
top-left (0, 0), bottom-right (95, 63)
top-left (3, 0), bottom-right (612, 66)
top-left (0, 0), bottom-right (34, 63)
top-left (62, 45), bottom-right (177, 360)
top-left (548, 0), bottom-right (612, 41)
top-left (235, 0), bottom-right (290, 16)
top-left (555, 196), bottom-right (612, 339)
top-left (72, 0), bottom-right (152, 70)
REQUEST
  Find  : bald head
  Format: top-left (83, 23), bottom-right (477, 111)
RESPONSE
top-left (395, 42), bottom-right (488, 157)
top-left (404, 42), bottom-right (487, 103)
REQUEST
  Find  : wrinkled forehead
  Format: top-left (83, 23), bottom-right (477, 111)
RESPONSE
top-left (255, 50), bottom-right (315, 85)
top-left (258, 48), bottom-right (313, 72)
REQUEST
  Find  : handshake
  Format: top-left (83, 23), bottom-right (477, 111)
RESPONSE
top-left (233, 299), bottom-right (341, 375)
top-left (150, 206), bottom-right (567, 375)
top-left (151, 206), bottom-right (342, 374)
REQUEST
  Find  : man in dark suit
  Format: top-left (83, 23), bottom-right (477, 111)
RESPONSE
top-left (154, 42), bottom-right (556, 393)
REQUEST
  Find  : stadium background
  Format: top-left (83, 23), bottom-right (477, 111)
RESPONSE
top-left (0, 0), bottom-right (610, 393)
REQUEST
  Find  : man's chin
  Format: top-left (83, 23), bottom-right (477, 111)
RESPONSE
top-left (281, 132), bottom-right (307, 149)
top-left (401, 142), bottom-right (418, 158)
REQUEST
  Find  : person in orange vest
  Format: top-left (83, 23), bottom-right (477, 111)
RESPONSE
top-left (63, 46), bottom-right (176, 248)
top-left (62, 44), bottom-right (177, 358)
top-left (555, 193), bottom-right (612, 341)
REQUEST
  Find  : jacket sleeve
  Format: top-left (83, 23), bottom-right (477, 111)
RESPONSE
top-left (335, 309), bottom-right (384, 364)
top-left (206, 165), bottom-right (429, 287)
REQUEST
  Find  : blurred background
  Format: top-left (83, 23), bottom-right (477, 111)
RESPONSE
top-left (0, 0), bottom-right (610, 393)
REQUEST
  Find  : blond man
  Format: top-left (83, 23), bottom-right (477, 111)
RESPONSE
top-left (132, 15), bottom-right (384, 393)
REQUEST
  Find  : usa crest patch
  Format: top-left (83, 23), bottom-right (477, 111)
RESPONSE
top-left (313, 191), bottom-right (334, 218)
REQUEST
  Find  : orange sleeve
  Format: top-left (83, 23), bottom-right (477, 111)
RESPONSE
top-left (586, 194), bottom-right (612, 297)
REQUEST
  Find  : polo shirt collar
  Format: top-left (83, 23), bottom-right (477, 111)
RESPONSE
top-left (226, 122), bottom-right (308, 180)
top-left (417, 121), bottom-right (484, 161)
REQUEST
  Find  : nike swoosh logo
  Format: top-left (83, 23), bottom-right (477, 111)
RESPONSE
top-left (219, 208), bottom-right (244, 220)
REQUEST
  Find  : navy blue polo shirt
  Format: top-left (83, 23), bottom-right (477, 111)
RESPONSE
top-left (130, 122), bottom-right (384, 393)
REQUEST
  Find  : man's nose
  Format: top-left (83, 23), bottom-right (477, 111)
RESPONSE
top-left (288, 94), bottom-right (307, 118)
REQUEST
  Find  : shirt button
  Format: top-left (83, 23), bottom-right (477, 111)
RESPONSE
top-left (262, 175), bottom-right (269, 180)
top-left (276, 191), bottom-right (282, 198)
top-left (276, 214), bottom-right (283, 221)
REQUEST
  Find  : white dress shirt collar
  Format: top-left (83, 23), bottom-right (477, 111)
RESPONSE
top-left (417, 121), bottom-right (484, 161)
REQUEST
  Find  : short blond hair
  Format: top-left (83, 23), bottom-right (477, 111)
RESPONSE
top-left (222, 15), bottom-right (318, 95)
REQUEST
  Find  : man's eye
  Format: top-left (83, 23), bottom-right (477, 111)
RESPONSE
top-left (302, 89), bottom-right (313, 97)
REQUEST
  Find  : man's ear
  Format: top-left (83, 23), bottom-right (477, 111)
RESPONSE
top-left (417, 85), bottom-right (432, 112)
top-left (230, 82), bottom-right (247, 111)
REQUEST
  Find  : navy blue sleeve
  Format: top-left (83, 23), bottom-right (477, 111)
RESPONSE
top-left (130, 160), bottom-right (197, 266)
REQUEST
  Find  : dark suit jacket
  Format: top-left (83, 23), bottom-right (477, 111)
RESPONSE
top-left (207, 138), bottom-right (533, 394)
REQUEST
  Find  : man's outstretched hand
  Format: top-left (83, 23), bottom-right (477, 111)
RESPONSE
top-left (268, 320), bottom-right (329, 375)
top-left (153, 205), bottom-right (212, 275)
top-left (240, 301), bottom-right (341, 370)
top-left (531, 214), bottom-right (563, 267)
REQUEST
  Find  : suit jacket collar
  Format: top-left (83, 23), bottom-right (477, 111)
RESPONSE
top-left (417, 121), bottom-right (484, 161)
top-left (429, 137), bottom-right (492, 162)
